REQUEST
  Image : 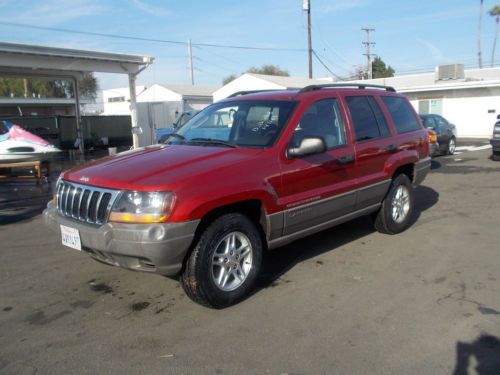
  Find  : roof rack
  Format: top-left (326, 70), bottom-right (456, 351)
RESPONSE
top-left (227, 89), bottom-right (286, 98)
top-left (298, 83), bottom-right (396, 93)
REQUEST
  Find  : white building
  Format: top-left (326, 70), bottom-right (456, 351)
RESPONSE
top-left (102, 84), bottom-right (218, 116)
top-left (346, 65), bottom-right (500, 138)
top-left (102, 86), bottom-right (147, 115)
top-left (213, 73), bottom-right (333, 102)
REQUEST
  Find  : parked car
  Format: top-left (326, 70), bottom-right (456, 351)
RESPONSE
top-left (155, 111), bottom-right (199, 144)
top-left (419, 114), bottom-right (457, 155)
top-left (491, 114), bottom-right (500, 161)
top-left (43, 84), bottom-right (431, 308)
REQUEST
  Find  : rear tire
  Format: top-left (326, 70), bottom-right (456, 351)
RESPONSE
top-left (180, 213), bottom-right (263, 308)
top-left (374, 174), bottom-right (414, 235)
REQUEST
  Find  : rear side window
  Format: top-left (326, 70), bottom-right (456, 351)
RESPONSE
top-left (345, 96), bottom-right (387, 142)
top-left (381, 96), bottom-right (420, 133)
top-left (367, 97), bottom-right (391, 137)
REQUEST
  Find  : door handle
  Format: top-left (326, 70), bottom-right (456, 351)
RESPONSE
top-left (336, 154), bottom-right (354, 165)
top-left (386, 144), bottom-right (398, 153)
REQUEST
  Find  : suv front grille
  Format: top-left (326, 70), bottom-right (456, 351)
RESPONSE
top-left (55, 180), bottom-right (120, 225)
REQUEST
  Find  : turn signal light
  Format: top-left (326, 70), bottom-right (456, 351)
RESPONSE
top-left (427, 130), bottom-right (437, 143)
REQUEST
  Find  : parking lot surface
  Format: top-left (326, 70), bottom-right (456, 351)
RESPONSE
top-left (1, 145), bottom-right (499, 374)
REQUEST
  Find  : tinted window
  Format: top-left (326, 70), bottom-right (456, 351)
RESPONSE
top-left (421, 116), bottom-right (436, 129)
top-left (381, 96), bottom-right (420, 133)
top-left (435, 116), bottom-right (448, 127)
top-left (292, 98), bottom-right (347, 149)
top-left (345, 96), bottom-right (381, 142)
top-left (367, 97), bottom-right (391, 137)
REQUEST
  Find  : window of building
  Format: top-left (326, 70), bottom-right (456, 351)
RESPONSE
top-left (108, 96), bottom-right (126, 103)
top-left (381, 96), bottom-right (420, 134)
top-left (418, 98), bottom-right (443, 115)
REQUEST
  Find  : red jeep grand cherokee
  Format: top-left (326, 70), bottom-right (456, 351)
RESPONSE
top-left (44, 84), bottom-right (431, 308)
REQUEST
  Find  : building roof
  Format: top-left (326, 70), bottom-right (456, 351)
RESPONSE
top-left (158, 84), bottom-right (220, 97)
top-left (244, 73), bottom-right (333, 88)
top-left (344, 67), bottom-right (500, 92)
top-left (0, 41), bottom-right (154, 76)
top-left (0, 97), bottom-right (91, 106)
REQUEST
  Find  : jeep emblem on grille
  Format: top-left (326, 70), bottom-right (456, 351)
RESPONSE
top-left (79, 176), bottom-right (90, 182)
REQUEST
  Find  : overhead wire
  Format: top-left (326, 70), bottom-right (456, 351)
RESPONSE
top-left (0, 21), bottom-right (307, 52)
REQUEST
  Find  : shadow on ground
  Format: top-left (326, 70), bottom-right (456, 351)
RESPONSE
top-left (254, 185), bottom-right (439, 291)
top-left (0, 180), bottom-right (54, 225)
top-left (452, 334), bottom-right (500, 374)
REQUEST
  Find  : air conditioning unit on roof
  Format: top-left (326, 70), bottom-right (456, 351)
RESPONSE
top-left (437, 64), bottom-right (465, 81)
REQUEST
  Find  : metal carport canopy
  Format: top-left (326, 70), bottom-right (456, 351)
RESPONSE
top-left (0, 41), bottom-right (154, 151)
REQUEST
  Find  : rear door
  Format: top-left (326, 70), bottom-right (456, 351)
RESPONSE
top-left (279, 96), bottom-right (357, 235)
top-left (344, 94), bottom-right (395, 209)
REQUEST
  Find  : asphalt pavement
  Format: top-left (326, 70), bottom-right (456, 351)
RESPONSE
top-left (0, 145), bottom-right (499, 374)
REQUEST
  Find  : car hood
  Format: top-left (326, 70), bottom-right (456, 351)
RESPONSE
top-left (63, 144), bottom-right (264, 190)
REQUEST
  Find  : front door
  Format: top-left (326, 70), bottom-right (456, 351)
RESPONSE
top-left (279, 97), bottom-right (357, 235)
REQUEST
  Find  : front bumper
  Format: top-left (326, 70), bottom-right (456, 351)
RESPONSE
top-left (429, 142), bottom-right (439, 157)
top-left (43, 203), bottom-right (199, 276)
top-left (413, 156), bottom-right (431, 186)
top-left (491, 138), bottom-right (500, 153)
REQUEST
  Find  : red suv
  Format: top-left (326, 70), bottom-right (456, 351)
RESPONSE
top-left (44, 84), bottom-right (431, 308)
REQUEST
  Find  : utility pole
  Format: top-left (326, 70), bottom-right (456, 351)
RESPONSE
top-left (188, 39), bottom-right (194, 85)
top-left (304, 0), bottom-right (313, 78)
top-left (362, 28), bottom-right (376, 79)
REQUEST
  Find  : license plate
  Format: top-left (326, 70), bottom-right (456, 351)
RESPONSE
top-left (60, 225), bottom-right (82, 251)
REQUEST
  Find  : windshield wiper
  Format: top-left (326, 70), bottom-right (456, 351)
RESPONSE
top-left (188, 138), bottom-right (238, 148)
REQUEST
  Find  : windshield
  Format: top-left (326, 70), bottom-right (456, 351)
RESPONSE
top-left (169, 100), bottom-right (296, 148)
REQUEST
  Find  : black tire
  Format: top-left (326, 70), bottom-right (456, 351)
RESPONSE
top-left (374, 174), bottom-right (414, 235)
top-left (446, 136), bottom-right (456, 155)
top-left (180, 213), bottom-right (263, 308)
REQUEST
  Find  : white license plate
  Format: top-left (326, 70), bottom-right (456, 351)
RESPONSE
top-left (60, 225), bottom-right (82, 251)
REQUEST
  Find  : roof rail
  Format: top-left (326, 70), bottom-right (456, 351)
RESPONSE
top-left (298, 83), bottom-right (396, 93)
top-left (227, 89), bottom-right (286, 98)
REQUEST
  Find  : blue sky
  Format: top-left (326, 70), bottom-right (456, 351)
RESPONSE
top-left (0, 0), bottom-right (499, 90)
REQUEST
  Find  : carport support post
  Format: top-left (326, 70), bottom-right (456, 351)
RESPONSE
top-left (73, 77), bottom-right (85, 157)
top-left (128, 73), bottom-right (139, 149)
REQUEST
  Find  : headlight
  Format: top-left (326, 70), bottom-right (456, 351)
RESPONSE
top-left (109, 191), bottom-right (174, 223)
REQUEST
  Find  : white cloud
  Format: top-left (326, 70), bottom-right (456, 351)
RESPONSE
top-left (129, 0), bottom-right (171, 16)
top-left (415, 37), bottom-right (448, 62)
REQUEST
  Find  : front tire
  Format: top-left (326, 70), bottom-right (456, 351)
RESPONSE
top-left (180, 213), bottom-right (263, 308)
top-left (374, 174), bottom-right (414, 234)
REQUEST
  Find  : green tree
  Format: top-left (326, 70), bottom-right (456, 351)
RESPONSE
top-left (371, 57), bottom-right (395, 78)
top-left (247, 64), bottom-right (289, 76)
top-left (0, 73), bottom-right (98, 100)
top-left (222, 74), bottom-right (237, 85)
top-left (222, 64), bottom-right (290, 85)
top-left (489, 5), bottom-right (500, 67)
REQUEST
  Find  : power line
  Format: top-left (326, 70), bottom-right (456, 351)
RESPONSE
top-left (312, 50), bottom-right (343, 80)
top-left (0, 21), bottom-right (307, 52)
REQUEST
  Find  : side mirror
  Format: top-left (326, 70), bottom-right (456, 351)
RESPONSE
top-left (497, 114), bottom-right (500, 120)
top-left (287, 137), bottom-right (326, 158)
